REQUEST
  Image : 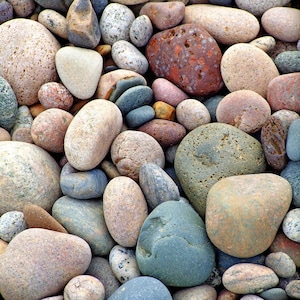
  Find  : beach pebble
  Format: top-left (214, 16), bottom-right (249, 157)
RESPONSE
top-left (0, 211), bottom-right (28, 242)
top-left (64, 99), bottom-right (122, 171)
top-left (176, 99), bottom-right (211, 130)
top-left (99, 3), bottom-right (135, 45)
top-left (64, 275), bottom-right (105, 300)
top-left (0, 239), bottom-right (7, 255)
top-left (272, 109), bottom-right (299, 133)
top-left (265, 252), bottom-right (296, 278)
top-left (55, 46), bottom-right (103, 99)
top-left (285, 280), bottom-right (300, 299)
top-left (125, 105), bottom-right (155, 128)
top-left (0, 18), bottom-right (60, 106)
top-left (153, 101), bottom-right (175, 121)
top-left (146, 23), bottom-right (223, 96)
top-left (60, 162), bottom-right (108, 200)
top-left (103, 176), bottom-right (148, 247)
top-left (203, 95), bottom-right (224, 122)
top-left (286, 119), bottom-right (300, 161)
top-left (174, 123), bottom-right (266, 217)
top-left (139, 1), bottom-right (185, 30)
top-left (0, 0), bottom-right (13, 23)
top-left (136, 201), bottom-right (215, 287)
top-left (217, 289), bottom-right (239, 300)
top-left (34, 0), bottom-right (69, 12)
top-left (249, 36), bottom-right (276, 52)
top-left (209, 0), bottom-right (233, 5)
top-left (10, 106), bottom-right (33, 139)
top-left (183, 4), bottom-right (260, 45)
top-left (129, 15), bottom-right (153, 47)
top-left (7, 0), bottom-right (35, 17)
top-left (0, 127), bottom-right (11, 141)
top-left (109, 245), bottom-right (141, 283)
top-left (274, 51), bottom-right (300, 73)
top-left (52, 196), bottom-right (115, 255)
top-left (110, 130), bottom-right (165, 181)
top-left (0, 228), bottom-right (92, 300)
top-left (282, 208), bottom-right (300, 243)
top-left (259, 288), bottom-right (288, 300)
top-left (173, 284), bottom-right (217, 300)
top-left (221, 43), bottom-right (279, 98)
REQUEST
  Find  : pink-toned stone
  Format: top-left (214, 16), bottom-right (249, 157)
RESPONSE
top-left (0, 127), bottom-right (11, 141)
top-left (0, 239), bottom-right (8, 255)
top-left (217, 289), bottom-right (239, 300)
top-left (173, 284), bottom-right (217, 300)
top-left (11, 127), bottom-right (33, 143)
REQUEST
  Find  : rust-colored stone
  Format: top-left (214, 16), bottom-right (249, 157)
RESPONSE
top-left (152, 101), bottom-right (176, 121)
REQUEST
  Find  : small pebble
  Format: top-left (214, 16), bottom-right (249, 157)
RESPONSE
top-left (0, 127), bottom-right (11, 141)
top-left (0, 0), bottom-right (13, 24)
top-left (129, 15), bottom-right (153, 47)
top-left (249, 36), bottom-right (276, 52)
top-left (285, 280), bottom-right (300, 299)
top-left (286, 119), bottom-right (300, 161)
top-left (282, 208), bottom-right (300, 243)
top-left (125, 105), bottom-right (155, 128)
top-left (272, 109), bottom-right (299, 132)
top-left (274, 51), bottom-right (300, 73)
top-left (153, 101), bottom-right (176, 121)
top-left (173, 284), bottom-right (217, 300)
top-left (7, 0), bottom-right (35, 17)
top-left (265, 252), bottom-right (296, 278)
top-left (203, 95), bottom-right (224, 122)
top-left (259, 287), bottom-right (288, 300)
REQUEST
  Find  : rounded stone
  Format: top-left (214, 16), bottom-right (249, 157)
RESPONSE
top-left (0, 141), bottom-right (61, 215)
top-left (0, 0), bottom-right (13, 24)
top-left (203, 95), bottom-right (224, 122)
top-left (221, 43), bottom-right (279, 98)
top-left (285, 280), bottom-right (300, 299)
top-left (129, 15), bottom-right (153, 47)
top-left (249, 36), bottom-right (276, 52)
top-left (0, 127), bottom-right (11, 141)
top-left (282, 208), bottom-right (300, 243)
top-left (173, 284), bottom-right (217, 300)
top-left (9, 0), bottom-right (35, 17)
top-left (0, 18), bottom-right (60, 106)
top-left (0, 228), bottom-right (92, 300)
top-left (174, 123), bottom-right (266, 217)
top-left (259, 288), bottom-right (288, 300)
top-left (286, 119), bottom-right (300, 161)
top-left (125, 105), bottom-right (155, 128)
top-left (274, 51), bottom-right (300, 73)
top-left (64, 99), bottom-right (123, 171)
top-left (136, 201), bottom-right (215, 287)
top-left (153, 101), bottom-right (176, 121)
top-left (265, 252), bottom-right (296, 278)
top-left (103, 176), bottom-right (148, 247)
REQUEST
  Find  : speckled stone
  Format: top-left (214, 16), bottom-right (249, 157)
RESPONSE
top-left (136, 201), bottom-right (215, 287)
top-left (129, 15), bottom-right (153, 47)
top-left (268, 40), bottom-right (298, 59)
top-left (0, 0), bottom-right (13, 24)
top-left (0, 141), bottom-right (61, 215)
top-left (173, 284), bottom-right (217, 300)
top-left (221, 43), bottom-right (279, 98)
top-left (282, 208), bottom-right (300, 243)
top-left (125, 105), bottom-right (155, 128)
top-left (259, 288), bottom-right (288, 300)
top-left (174, 123), bottom-right (266, 217)
top-left (99, 3), bottom-right (135, 45)
top-left (10, 105), bottom-right (32, 138)
top-left (34, 0), bottom-right (69, 13)
top-left (249, 36), bottom-right (276, 52)
top-left (274, 51), bottom-right (300, 73)
top-left (273, 109), bottom-right (299, 134)
top-left (285, 280), bottom-right (300, 299)
top-left (0, 18), bottom-right (60, 106)
top-left (153, 101), bottom-right (176, 121)
top-left (0, 228), bottom-right (92, 300)
top-left (146, 24), bottom-right (223, 97)
top-left (286, 119), bottom-right (300, 161)
top-left (8, 0), bottom-right (35, 17)
top-left (265, 252), bottom-right (296, 278)
top-left (183, 4), bottom-right (260, 45)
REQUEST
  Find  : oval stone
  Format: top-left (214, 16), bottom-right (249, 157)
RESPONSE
top-left (274, 51), bottom-right (300, 73)
top-left (174, 123), bottom-right (266, 217)
top-left (286, 118), bottom-right (300, 161)
top-left (265, 252), bottom-right (296, 278)
top-left (125, 105), bottom-right (155, 128)
top-left (64, 99), bottom-right (122, 171)
top-left (0, 141), bottom-right (61, 215)
top-left (129, 15), bottom-right (153, 48)
top-left (173, 284), bottom-right (217, 300)
top-left (206, 173), bottom-right (292, 258)
top-left (282, 208), bottom-right (300, 243)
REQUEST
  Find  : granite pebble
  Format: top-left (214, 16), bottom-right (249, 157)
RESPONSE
top-left (282, 208), bottom-right (300, 243)
top-left (274, 51), bottom-right (300, 73)
top-left (129, 15), bottom-right (153, 47)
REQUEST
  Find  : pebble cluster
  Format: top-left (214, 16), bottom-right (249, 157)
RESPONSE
top-left (0, 0), bottom-right (299, 299)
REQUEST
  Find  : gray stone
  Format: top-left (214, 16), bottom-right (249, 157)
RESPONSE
top-left (125, 105), bottom-right (155, 128)
top-left (286, 118), bottom-right (300, 161)
top-left (275, 51), bottom-right (300, 73)
top-left (282, 208), bottom-right (300, 243)
top-left (259, 288), bottom-right (288, 300)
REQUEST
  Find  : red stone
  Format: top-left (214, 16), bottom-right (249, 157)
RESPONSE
top-left (146, 24), bottom-right (223, 96)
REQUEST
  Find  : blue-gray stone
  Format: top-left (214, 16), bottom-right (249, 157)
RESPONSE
top-left (91, 0), bottom-right (108, 14)
top-left (115, 85), bottom-right (153, 115)
top-left (281, 160), bottom-right (300, 207)
top-left (0, 0), bottom-right (13, 24)
top-left (209, 0), bottom-right (234, 6)
top-left (125, 105), bottom-right (155, 128)
top-left (34, 0), bottom-right (69, 12)
top-left (0, 76), bottom-right (18, 131)
top-left (274, 51), bottom-right (300, 74)
top-left (286, 118), bottom-right (300, 161)
top-left (203, 95), bottom-right (224, 122)
top-left (259, 288), bottom-right (288, 300)
top-left (60, 162), bottom-right (108, 200)
top-left (108, 276), bottom-right (172, 300)
top-left (52, 196), bottom-right (115, 255)
top-left (136, 201), bottom-right (215, 287)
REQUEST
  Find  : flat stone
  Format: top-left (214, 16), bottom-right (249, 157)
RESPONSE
top-left (125, 105), bottom-right (155, 128)
top-left (265, 252), bottom-right (296, 278)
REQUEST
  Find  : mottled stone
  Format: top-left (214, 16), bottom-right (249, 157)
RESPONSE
top-left (286, 119), bottom-right (300, 161)
top-left (129, 15), bottom-right (153, 47)
top-left (173, 284), bottom-right (217, 300)
top-left (153, 101), bottom-right (176, 121)
top-left (285, 280), bottom-right (300, 299)
top-left (249, 36), bottom-right (276, 52)
top-left (265, 252), bottom-right (296, 278)
top-left (0, 127), bottom-right (11, 141)
top-left (10, 105), bottom-right (33, 138)
top-left (0, 228), bottom-right (92, 300)
top-left (7, 0), bottom-right (35, 17)
top-left (274, 51), bottom-right (300, 73)
top-left (282, 208), bottom-right (300, 243)
top-left (125, 105), bottom-right (155, 128)
top-left (0, 0), bottom-right (13, 24)
top-left (174, 123), bottom-right (266, 217)
top-left (146, 24), bottom-right (223, 96)
top-left (34, 0), bottom-right (69, 12)
top-left (217, 289), bottom-right (239, 300)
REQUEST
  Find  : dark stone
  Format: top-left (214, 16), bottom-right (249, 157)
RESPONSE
top-left (274, 51), bottom-right (300, 74)
top-left (203, 95), bottom-right (224, 122)
top-left (125, 105), bottom-right (155, 128)
top-left (286, 118), bottom-right (300, 161)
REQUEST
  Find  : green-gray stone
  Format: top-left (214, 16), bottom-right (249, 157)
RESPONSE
top-left (136, 201), bottom-right (215, 287)
top-left (174, 123), bottom-right (266, 217)
top-left (274, 51), bottom-right (300, 74)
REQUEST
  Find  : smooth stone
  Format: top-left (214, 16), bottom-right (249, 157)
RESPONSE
top-left (23, 204), bottom-right (68, 233)
top-left (138, 119), bottom-right (186, 148)
top-left (265, 252), bottom-right (296, 278)
top-left (114, 85), bottom-right (153, 115)
top-left (216, 90), bottom-right (271, 133)
top-left (274, 51), bottom-right (300, 73)
top-left (90, 0), bottom-right (107, 14)
top-left (203, 95), bottom-right (224, 122)
top-left (109, 245), bottom-right (141, 283)
top-left (55, 46), bottom-right (103, 99)
top-left (0, 0), bottom-right (13, 24)
top-left (34, 0), bottom-right (69, 12)
top-left (285, 280), bottom-right (300, 299)
top-left (0, 211), bottom-right (27, 242)
top-left (176, 99), bottom-right (211, 130)
top-left (153, 101), bottom-right (175, 121)
top-left (139, 1), bottom-right (185, 30)
top-left (146, 24), bottom-right (223, 96)
top-left (136, 201), bottom-right (215, 287)
top-left (60, 162), bottom-right (108, 200)
top-left (31, 108), bottom-right (73, 153)
top-left (0, 75), bottom-right (18, 131)
top-left (103, 176), bottom-right (148, 247)
top-left (222, 263), bottom-right (279, 294)
top-left (249, 36), bottom-right (276, 52)
top-left (217, 289), bottom-right (239, 300)
top-left (209, 0), bottom-right (233, 5)
top-left (0, 141), bottom-right (61, 215)
top-left (52, 196), bottom-right (115, 255)
top-left (235, 0), bottom-right (291, 16)
top-left (108, 276), bottom-right (172, 300)
top-left (125, 105), bottom-right (155, 128)
top-left (139, 162), bottom-right (180, 209)
top-left (268, 40), bottom-right (298, 59)
top-left (64, 99), bottom-right (122, 171)
top-left (0, 19), bottom-right (60, 106)
top-left (12, 127), bottom-right (33, 143)
top-left (66, 0), bottom-right (100, 49)
top-left (110, 130), bottom-right (165, 181)
top-left (10, 105), bottom-right (33, 135)
top-left (221, 43), bottom-right (279, 98)
top-left (64, 275), bottom-right (105, 300)
top-left (267, 73), bottom-right (300, 113)
top-left (111, 40), bottom-right (148, 74)
top-left (85, 257), bottom-right (120, 299)
top-left (0, 228), bottom-right (92, 300)
top-left (239, 296), bottom-right (263, 300)
top-left (282, 208), bottom-right (300, 243)
top-left (259, 288), bottom-right (288, 300)
top-left (99, 3), bottom-right (135, 45)
top-left (286, 119), bottom-right (300, 161)
top-left (206, 173), bottom-right (292, 258)
top-left (173, 284), bottom-right (217, 300)
top-left (183, 4), bottom-right (260, 45)
top-left (38, 9), bottom-right (68, 39)
top-left (0, 127), bottom-right (11, 141)
top-left (261, 7), bottom-right (300, 42)
top-left (0, 239), bottom-right (8, 255)
top-left (129, 15), bottom-right (153, 47)
top-left (174, 123), bottom-right (266, 217)
top-left (7, 0), bottom-right (35, 17)
top-left (100, 160), bottom-right (121, 179)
